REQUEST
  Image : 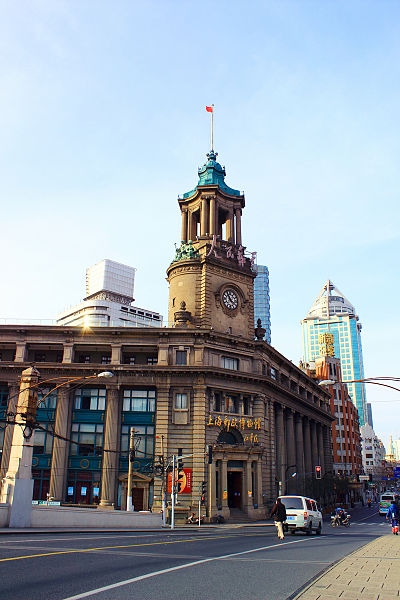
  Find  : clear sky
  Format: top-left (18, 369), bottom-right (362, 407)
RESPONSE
top-left (1, 1), bottom-right (399, 448)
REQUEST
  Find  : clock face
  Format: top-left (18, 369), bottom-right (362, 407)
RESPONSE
top-left (222, 289), bottom-right (239, 310)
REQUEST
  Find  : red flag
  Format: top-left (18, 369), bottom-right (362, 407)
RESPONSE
top-left (206, 106), bottom-right (213, 113)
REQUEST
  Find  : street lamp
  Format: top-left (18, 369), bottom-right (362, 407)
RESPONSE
top-left (0, 368), bottom-right (114, 527)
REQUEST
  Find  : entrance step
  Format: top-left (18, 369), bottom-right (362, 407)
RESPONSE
top-left (227, 508), bottom-right (254, 523)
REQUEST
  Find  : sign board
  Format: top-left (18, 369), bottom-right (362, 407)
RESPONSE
top-left (167, 468), bottom-right (192, 494)
top-left (359, 475), bottom-right (369, 481)
top-left (32, 501), bottom-right (61, 506)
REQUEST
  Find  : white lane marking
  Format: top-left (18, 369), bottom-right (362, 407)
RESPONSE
top-left (62, 537), bottom-right (318, 600)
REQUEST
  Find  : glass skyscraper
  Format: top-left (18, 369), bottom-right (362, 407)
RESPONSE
top-left (301, 280), bottom-right (367, 426)
top-left (254, 265), bottom-right (271, 344)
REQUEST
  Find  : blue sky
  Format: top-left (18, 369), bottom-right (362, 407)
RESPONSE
top-left (1, 0), bottom-right (399, 447)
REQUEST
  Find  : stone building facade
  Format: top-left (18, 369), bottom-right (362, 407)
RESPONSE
top-left (0, 149), bottom-right (334, 519)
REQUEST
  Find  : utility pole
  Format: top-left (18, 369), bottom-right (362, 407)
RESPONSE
top-left (171, 454), bottom-right (176, 530)
top-left (0, 367), bottom-right (40, 527)
top-left (126, 427), bottom-right (135, 512)
top-left (208, 445), bottom-right (213, 519)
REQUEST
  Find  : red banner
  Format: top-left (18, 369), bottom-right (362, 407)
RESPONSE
top-left (167, 468), bottom-right (192, 494)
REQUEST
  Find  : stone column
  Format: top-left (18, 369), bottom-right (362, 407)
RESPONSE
top-left (100, 387), bottom-right (121, 508)
top-left (267, 401), bottom-right (276, 502)
top-left (303, 418), bottom-right (312, 478)
top-left (275, 404), bottom-right (286, 494)
top-left (286, 410), bottom-right (296, 493)
top-left (210, 460), bottom-right (217, 513)
top-left (49, 386), bottom-right (72, 501)
top-left (192, 383), bottom-right (207, 513)
top-left (0, 383), bottom-right (19, 481)
top-left (317, 424), bottom-right (325, 474)
top-left (310, 421), bottom-right (319, 471)
top-left (245, 460), bottom-right (252, 513)
top-left (226, 210), bottom-right (235, 243)
top-left (221, 458), bottom-right (228, 510)
top-left (235, 208), bottom-right (242, 245)
top-left (200, 198), bottom-right (207, 236)
top-left (257, 458), bottom-right (263, 507)
top-left (62, 343), bottom-right (74, 364)
top-left (181, 209), bottom-right (188, 242)
top-left (209, 197), bottom-right (216, 235)
top-left (295, 413), bottom-right (305, 493)
top-left (14, 342), bottom-right (27, 363)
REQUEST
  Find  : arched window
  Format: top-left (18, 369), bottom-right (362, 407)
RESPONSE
top-left (217, 428), bottom-right (243, 445)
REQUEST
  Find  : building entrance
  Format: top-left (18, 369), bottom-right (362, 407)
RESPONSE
top-left (227, 471), bottom-right (242, 509)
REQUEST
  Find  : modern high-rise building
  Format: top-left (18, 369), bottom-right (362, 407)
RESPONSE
top-left (301, 280), bottom-right (367, 426)
top-left (254, 265), bottom-right (271, 344)
top-left (56, 259), bottom-right (163, 328)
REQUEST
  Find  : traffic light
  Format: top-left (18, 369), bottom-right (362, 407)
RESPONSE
top-left (201, 480), bottom-right (207, 504)
top-left (315, 466), bottom-right (321, 479)
top-left (178, 456), bottom-right (184, 471)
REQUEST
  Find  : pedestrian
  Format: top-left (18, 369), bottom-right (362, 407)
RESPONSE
top-left (269, 498), bottom-right (287, 539)
top-left (386, 501), bottom-right (400, 535)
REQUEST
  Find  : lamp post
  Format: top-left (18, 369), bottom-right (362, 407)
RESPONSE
top-left (278, 465), bottom-right (297, 496)
top-left (0, 369), bottom-right (113, 527)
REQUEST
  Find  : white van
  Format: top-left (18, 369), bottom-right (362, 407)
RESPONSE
top-left (279, 495), bottom-right (322, 535)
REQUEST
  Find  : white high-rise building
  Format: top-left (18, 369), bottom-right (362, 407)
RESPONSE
top-left (57, 259), bottom-right (163, 328)
top-left (301, 280), bottom-right (367, 426)
top-left (360, 424), bottom-right (386, 480)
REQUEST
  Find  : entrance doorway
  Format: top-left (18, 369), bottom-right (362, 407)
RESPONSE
top-left (132, 488), bottom-right (144, 511)
top-left (227, 471), bottom-right (242, 509)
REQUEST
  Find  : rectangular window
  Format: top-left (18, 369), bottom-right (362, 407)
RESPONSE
top-left (34, 352), bottom-right (46, 362)
top-left (221, 357), bottom-right (239, 370)
top-left (225, 395), bottom-right (238, 414)
top-left (101, 355), bottom-right (111, 365)
top-left (37, 388), bottom-right (58, 410)
top-left (270, 367), bottom-right (277, 380)
top-left (120, 425), bottom-right (155, 459)
top-left (122, 389), bottom-right (156, 412)
top-left (74, 388), bottom-right (106, 411)
top-left (32, 425), bottom-right (54, 455)
top-left (176, 350), bottom-right (187, 366)
top-left (175, 393), bottom-right (188, 410)
top-left (147, 357), bottom-right (158, 365)
top-left (70, 423), bottom-right (104, 456)
top-left (79, 355), bottom-right (91, 364)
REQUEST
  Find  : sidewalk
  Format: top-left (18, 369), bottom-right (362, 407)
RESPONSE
top-left (294, 534), bottom-right (400, 600)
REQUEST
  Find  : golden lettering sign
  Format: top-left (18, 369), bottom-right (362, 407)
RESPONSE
top-left (207, 415), bottom-right (262, 430)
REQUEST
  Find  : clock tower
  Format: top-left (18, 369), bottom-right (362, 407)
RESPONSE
top-left (167, 149), bottom-right (256, 338)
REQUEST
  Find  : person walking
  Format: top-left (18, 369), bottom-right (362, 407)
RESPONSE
top-left (270, 498), bottom-right (287, 539)
top-left (386, 501), bottom-right (400, 535)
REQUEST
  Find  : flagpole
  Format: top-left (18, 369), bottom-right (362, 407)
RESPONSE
top-left (211, 104), bottom-right (214, 150)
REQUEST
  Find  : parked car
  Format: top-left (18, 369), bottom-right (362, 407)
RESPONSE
top-left (279, 495), bottom-right (322, 535)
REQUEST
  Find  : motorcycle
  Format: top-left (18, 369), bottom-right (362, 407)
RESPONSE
top-left (331, 512), bottom-right (351, 527)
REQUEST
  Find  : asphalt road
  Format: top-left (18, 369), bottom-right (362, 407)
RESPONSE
top-left (0, 506), bottom-right (388, 600)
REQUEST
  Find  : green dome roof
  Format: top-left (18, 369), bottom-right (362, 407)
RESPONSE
top-left (181, 150), bottom-right (241, 199)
